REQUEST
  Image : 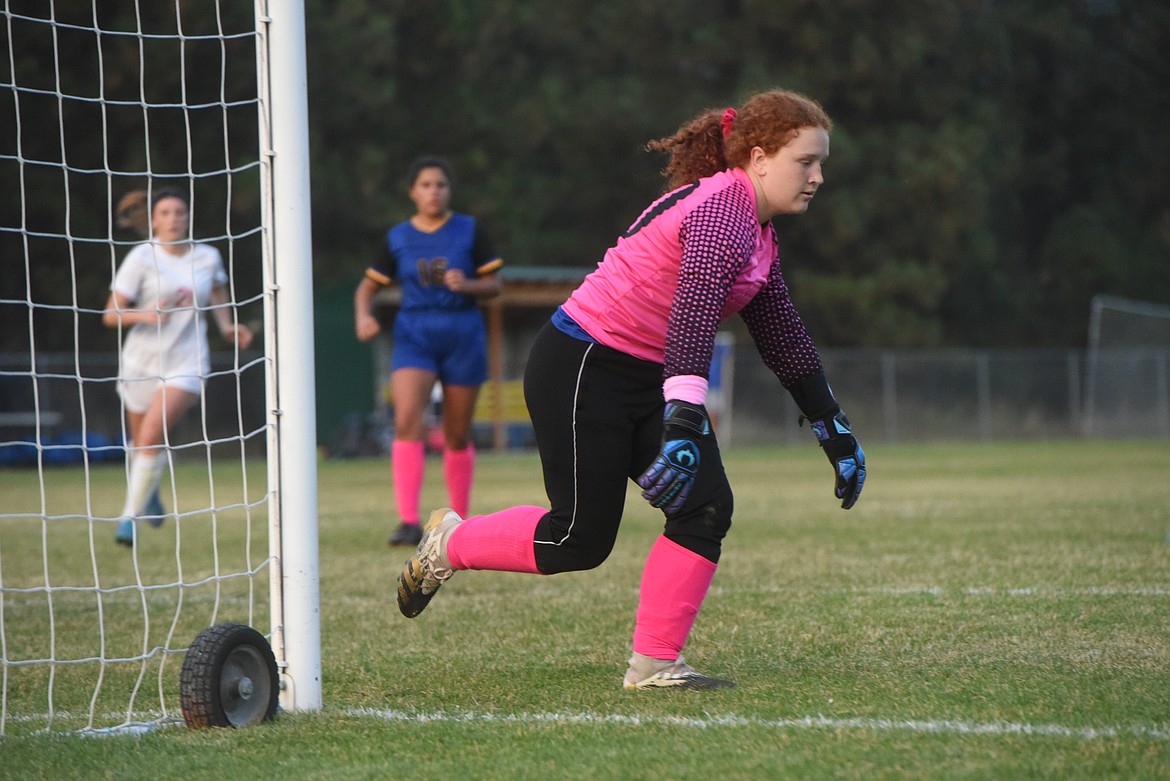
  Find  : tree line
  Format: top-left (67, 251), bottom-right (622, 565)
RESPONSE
top-left (3, 0), bottom-right (1167, 353)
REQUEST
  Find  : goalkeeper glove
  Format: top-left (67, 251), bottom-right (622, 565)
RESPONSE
top-left (805, 409), bottom-right (866, 509)
top-left (636, 400), bottom-right (711, 515)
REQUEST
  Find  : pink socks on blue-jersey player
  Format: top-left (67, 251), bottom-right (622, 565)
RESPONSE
top-left (443, 444), bottom-right (475, 518)
top-left (632, 535), bottom-right (717, 661)
top-left (392, 439), bottom-right (426, 526)
top-left (394, 441), bottom-right (474, 523)
top-left (445, 505), bottom-right (544, 574)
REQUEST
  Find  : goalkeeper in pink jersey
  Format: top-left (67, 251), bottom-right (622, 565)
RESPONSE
top-left (395, 90), bottom-right (866, 690)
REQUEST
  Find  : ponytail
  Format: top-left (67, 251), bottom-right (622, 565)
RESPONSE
top-left (115, 190), bottom-right (149, 239)
top-left (646, 109), bottom-right (728, 191)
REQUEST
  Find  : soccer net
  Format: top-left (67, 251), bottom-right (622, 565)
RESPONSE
top-left (1083, 294), bottom-right (1170, 438)
top-left (0, 1), bottom-right (319, 735)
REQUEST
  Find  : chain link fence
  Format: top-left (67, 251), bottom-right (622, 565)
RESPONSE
top-left (728, 346), bottom-right (1169, 446)
top-left (2, 345), bottom-right (1167, 465)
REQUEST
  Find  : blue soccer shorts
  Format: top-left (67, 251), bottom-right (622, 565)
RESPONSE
top-left (390, 308), bottom-right (488, 386)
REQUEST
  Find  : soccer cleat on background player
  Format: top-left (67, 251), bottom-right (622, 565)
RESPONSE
top-left (117, 490), bottom-right (167, 545)
top-left (387, 521), bottom-right (423, 547)
top-left (396, 508), bottom-right (462, 618)
top-left (114, 518), bottom-right (135, 547)
top-left (622, 652), bottom-right (735, 690)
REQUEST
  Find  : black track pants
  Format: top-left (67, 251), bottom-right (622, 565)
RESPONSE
top-left (524, 323), bottom-right (732, 574)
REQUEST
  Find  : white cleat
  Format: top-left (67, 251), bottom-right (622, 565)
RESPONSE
top-left (396, 508), bottom-right (462, 618)
top-left (622, 653), bottom-right (735, 690)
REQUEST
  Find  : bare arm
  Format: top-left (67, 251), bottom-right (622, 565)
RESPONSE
top-left (209, 285), bottom-right (253, 349)
top-left (444, 269), bottom-right (501, 300)
top-left (102, 290), bottom-right (166, 329)
top-left (354, 276), bottom-right (384, 342)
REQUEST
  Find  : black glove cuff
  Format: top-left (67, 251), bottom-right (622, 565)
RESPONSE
top-left (663, 400), bottom-right (711, 436)
top-left (785, 372), bottom-right (839, 421)
top-left (818, 410), bottom-right (857, 458)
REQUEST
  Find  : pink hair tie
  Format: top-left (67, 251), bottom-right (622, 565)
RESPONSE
top-left (720, 108), bottom-right (737, 139)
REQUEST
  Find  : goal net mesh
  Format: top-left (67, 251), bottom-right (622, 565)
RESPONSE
top-left (1084, 294), bottom-right (1170, 438)
top-left (1, 2), bottom-right (271, 734)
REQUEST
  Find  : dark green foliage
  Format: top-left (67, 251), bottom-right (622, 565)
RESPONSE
top-left (4, 0), bottom-right (1168, 351)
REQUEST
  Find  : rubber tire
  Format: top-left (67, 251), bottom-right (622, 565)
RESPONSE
top-left (179, 622), bottom-right (279, 728)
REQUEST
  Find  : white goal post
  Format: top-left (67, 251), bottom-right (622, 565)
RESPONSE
top-left (0, 0), bottom-right (319, 734)
top-left (260, 0), bottom-right (322, 716)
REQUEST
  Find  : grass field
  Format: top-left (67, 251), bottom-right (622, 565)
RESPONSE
top-left (1, 439), bottom-right (1168, 780)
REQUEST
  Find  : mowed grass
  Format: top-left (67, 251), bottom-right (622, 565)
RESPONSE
top-left (1, 439), bottom-right (1168, 780)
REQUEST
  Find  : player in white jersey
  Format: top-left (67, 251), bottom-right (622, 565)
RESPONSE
top-left (103, 188), bottom-right (253, 546)
top-left (395, 90), bottom-right (866, 689)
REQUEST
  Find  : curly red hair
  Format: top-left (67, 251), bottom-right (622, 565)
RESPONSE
top-left (647, 89), bottom-right (832, 190)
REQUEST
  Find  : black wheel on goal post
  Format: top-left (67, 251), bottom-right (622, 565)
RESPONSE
top-left (179, 622), bottom-right (280, 728)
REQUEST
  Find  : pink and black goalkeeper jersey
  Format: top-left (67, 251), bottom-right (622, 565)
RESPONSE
top-left (561, 167), bottom-right (824, 386)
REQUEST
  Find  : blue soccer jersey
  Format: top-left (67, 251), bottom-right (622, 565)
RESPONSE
top-left (365, 212), bottom-right (502, 385)
top-left (365, 213), bottom-right (502, 312)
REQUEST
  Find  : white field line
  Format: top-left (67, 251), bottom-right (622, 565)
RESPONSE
top-left (8, 708), bottom-right (1168, 742)
top-left (345, 707), bottom-right (1170, 742)
top-left (710, 585), bottom-right (1170, 598)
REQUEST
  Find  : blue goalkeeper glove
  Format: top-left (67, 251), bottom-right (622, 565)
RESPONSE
top-left (636, 400), bottom-right (711, 515)
top-left (806, 409), bottom-right (866, 509)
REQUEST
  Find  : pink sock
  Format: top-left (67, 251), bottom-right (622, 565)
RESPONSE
top-left (446, 505), bottom-right (545, 574)
top-left (632, 536), bottom-right (718, 660)
top-left (443, 444), bottom-right (475, 517)
top-left (392, 439), bottom-right (426, 525)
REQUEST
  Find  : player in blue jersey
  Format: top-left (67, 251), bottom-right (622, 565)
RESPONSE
top-left (354, 157), bottom-right (503, 547)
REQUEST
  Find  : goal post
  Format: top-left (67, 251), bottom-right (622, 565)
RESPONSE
top-left (0, 0), bottom-right (320, 733)
top-left (1084, 294), bottom-right (1170, 438)
top-left (259, 0), bottom-right (321, 714)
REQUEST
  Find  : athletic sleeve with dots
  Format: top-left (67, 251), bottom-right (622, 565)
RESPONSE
top-left (738, 257), bottom-right (825, 386)
top-left (663, 187), bottom-right (758, 378)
